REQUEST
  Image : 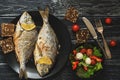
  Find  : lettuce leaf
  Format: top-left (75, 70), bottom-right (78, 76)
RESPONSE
top-left (93, 47), bottom-right (102, 57)
top-left (94, 62), bottom-right (103, 71)
top-left (76, 68), bottom-right (91, 78)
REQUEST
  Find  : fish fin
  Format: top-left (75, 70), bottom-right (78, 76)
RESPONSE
top-left (44, 7), bottom-right (49, 17)
top-left (15, 55), bottom-right (19, 62)
top-left (13, 22), bottom-right (22, 41)
top-left (39, 7), bottom-right (49, 22)
top-left (19, 67), bottom-right (27, 79)
top-left (34, 43), bottom-right (42, 65)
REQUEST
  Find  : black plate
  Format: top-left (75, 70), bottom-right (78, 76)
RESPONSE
top-left (69, 42), bottom-right (104, 79)
top-left (6, 11), bottom-right (71, 79)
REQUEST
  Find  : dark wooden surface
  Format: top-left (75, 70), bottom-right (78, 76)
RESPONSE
top-left (0, 0), bottom-right (120, 80)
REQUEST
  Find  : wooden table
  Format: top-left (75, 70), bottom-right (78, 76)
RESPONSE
top-left (0, 0), bottom-right (120, 80)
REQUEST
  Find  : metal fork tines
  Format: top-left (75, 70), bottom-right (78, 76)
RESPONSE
top-left (95, 19), bottom-right (112, 59)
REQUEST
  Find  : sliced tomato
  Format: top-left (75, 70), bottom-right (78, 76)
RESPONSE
top-left (96, 58), bottom-right (102, 62)
top-left (80, 48), bottom-right (87, 53)
top-left (73, 50), bottom-right (77, 55)
top-left (90, 56), bottom-right (102, 62)
top-left (86, 49), bottom-right (93, 56)
top-left (83, 66), bottom-right (88, 71)
top-left (72, 61), bottom-right (79, 70)
top-left (91, 59), bottom-right (96, 65)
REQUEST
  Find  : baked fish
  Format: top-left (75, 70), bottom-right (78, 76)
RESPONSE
top-left (34, 7), bottom-right (59, 76)
top-left (13, 12), bottom-right (37, 79)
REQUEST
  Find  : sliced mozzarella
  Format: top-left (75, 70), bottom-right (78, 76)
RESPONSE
top-left (85, 57), bottom-right (91, 64)
top-left (76, 52), bottom-right (83, 60)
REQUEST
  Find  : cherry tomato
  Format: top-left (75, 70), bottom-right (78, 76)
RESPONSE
top-left (83, 66), bottom-right (88, 71)
top-left (72, 61), bottom-right (79, 65)
top-left (86, 49), bottom-right (93, 56)
top-left (72, 24), bottom-right (80, 32)
top-left (110, 40), bottom-right (117, 47)
top-left (96, 58), bottom-right (102, 62)
top-left (72, 61), bottom-right (79, 70)
top-left (73, 50), bottom-right (77, 55)
top-left (80, 48), bottom-right (87, 53)
top-left (90, 56), bottom-right (102, 62)
top-left (91, 59), bottom-right (96, 65)
top-left (105, 17), bottom-right (112, 24)
top-left (72, 64), bottom-right (77, 70)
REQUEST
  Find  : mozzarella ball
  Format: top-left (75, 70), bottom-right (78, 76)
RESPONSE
top-left (85, 57), bottom-right (91, 64)
top-left (76, 52), bottom-right (83, 60)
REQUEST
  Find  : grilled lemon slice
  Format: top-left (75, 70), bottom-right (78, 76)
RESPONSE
top-left (21, 23), bottom-right (36, 30)
top-left (38, 56), bottom-right (52, 65)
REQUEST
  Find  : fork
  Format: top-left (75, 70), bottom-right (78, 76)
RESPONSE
top-left (95, 19), bottom-right (112, 59)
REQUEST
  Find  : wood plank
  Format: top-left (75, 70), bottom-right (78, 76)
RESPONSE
top-left (0, 64), bottom-right (120, 80)
top-left (0, 0), bottom-right (120, 17)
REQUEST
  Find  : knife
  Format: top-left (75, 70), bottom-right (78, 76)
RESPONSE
top-left (82, 17), bottom-right (108, 59)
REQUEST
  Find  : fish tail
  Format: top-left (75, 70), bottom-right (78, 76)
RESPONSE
top-left (19, 64), bottom-right (27, 79)
top-left (39, 7), bottom-right (49, 22)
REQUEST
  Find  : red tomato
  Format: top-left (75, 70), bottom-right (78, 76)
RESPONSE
top-left (86, 49), bottom-right (93, 56)
top-left (83, 66), bottom-right (88, 71)
top-left (110, 40), bottom-right (117, 47)
top-left (72, 64), bottom-right (77, 70)
top-left (72, 61), bottom-right (79, 70)
top-left (91, 59), bottom-right (96, 65)
top-left (105, 17), bottom-right (112, 24)
top-left (90, 56), bottom-right (102, 62)
top-left (73, 50), bottom-right (77, 55)
top-left (96, 58), bottom-right (102, 62)
top-left (80, 48), bottom-right (87, 53)
top-left (72, 24), bottom-right (80, 32)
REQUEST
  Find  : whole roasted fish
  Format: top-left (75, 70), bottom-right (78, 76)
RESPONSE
top-left (34, 7), bottom-right (59, 76)
top-left (13, 12), bottom-right (37, 79)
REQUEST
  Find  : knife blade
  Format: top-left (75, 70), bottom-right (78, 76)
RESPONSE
top-left (82, 17), bottom-right (108, 59)
top-left (82, 17), bottom-right (97, 39)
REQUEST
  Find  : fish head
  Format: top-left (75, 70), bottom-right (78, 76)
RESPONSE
top-left (19, 11), bottom-right (34, 24)
top-left (36, 64), bottom-right (51, 76)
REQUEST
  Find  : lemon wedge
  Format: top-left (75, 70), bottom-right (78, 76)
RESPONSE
top-left (21, 23), bottom-right (36, 30)
top-left (38, 56), bottom-right (52, 65)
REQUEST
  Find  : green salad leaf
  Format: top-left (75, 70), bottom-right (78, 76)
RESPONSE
top-left (83, 54), bottom-right (87, 61)
top-left (76, 46), bottom-right (83, 52)
top-left (93, 47), bottom-right (102, 57)
top-left (94, 62), bottom-right (103, 71)
top-left (76, 68), bottom-right (91, 78)
top-left (76, 67), bottom-right (95, 78)
top-left (78, 62), bottom-right (88, 67)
